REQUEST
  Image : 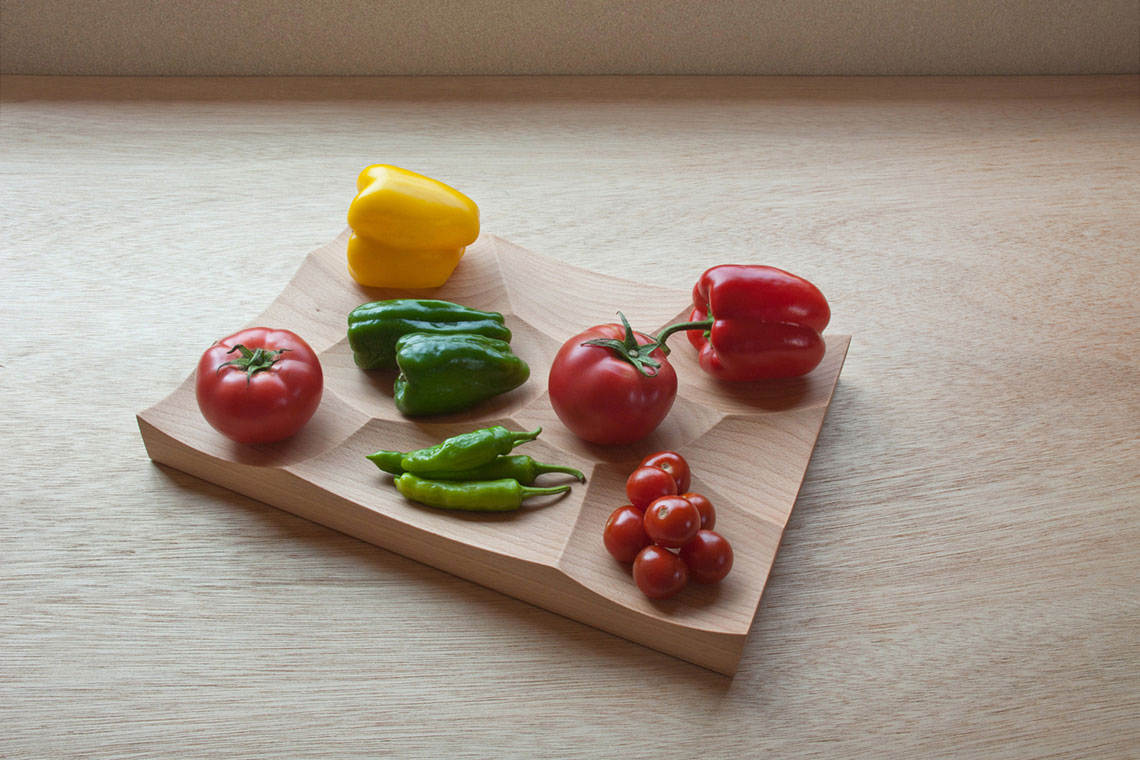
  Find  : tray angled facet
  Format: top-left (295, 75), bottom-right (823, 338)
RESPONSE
top-left (137, 230), bottom-right (849, 675)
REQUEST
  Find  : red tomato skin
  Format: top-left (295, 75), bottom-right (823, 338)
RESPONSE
top-left (632, 545), bottom-right (689, 599)
top-left (548, 324), bottom-right (677, 445)
top-left (642, 495), bottom-right (701, 548)
top-left (603, 505), bottom-right (651, 563)
top-left (679, 530), bottom-right (734, 584)
top-left (626, 465), bottom-right (678, 510)
top-left (195, 327), bottom-right (323, 444)
top-left (639, 451), bottom-right (691, 493)
top-left (680, 492), bottom-right (715, 531)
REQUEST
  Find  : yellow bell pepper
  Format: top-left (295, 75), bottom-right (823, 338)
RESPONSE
top-left (346, 165), bottom-right (480, 288)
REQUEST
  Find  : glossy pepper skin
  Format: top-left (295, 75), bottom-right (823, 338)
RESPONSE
top-left (367, 452), bottom-right (584, 484)
top-left (399, 426), bottom-right (541, 474)
top-left (395, 474), bottom-right (571, 512)
top-left (659, 265), bottom-right (831, 381)
top-left (347, 298), bottom-right (511, 370)
top-left (346, 165), bottom-right (480, 289)
top-left (393, 333), bottom-right (531, 416)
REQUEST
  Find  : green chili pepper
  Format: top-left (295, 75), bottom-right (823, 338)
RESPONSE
top-left (365, 449), bottom-right (406, 475)
top-left (347, 299), bottom-right (511, 370)
top-left (393, 332), bottom-right (530, 416)
top-left (367, 452), bottom-right (585, 484)
top-left (394, 474), bottom-right (571, 512)
top-left (399, 425), bottom-right (541, 474)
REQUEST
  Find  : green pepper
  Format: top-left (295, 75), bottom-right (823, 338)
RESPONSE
top-left (365, 449), bottom-right (406, 475)
top-left (399, 425), bottom-right (540, 474)
top-left (347, 299), bottom-right (511, 370)
top-left (368, 452), bottom-right (585, 484)
top-left (393, 333), bottom-right (530, 416)
top-left (394, 474), bottom-right (571, 512)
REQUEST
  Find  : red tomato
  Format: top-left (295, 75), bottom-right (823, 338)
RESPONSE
top-left (642, 495), bottom-right (701, 548)
top-left (548, 320), bottom-right (677, 445)
top-left (195, 327), bottom-right (323, 444)
top-left (603, 505), bottom-right (651, 563)
top-left (640, 450), bottom-right (691, 493)
top-left (679, 530), bottom-right (734, 584)
top-left (626, 465), bottom-right (678, 510)
top-left (680, 492), bottom-right (715, 531)
top-left (633, 545), bottom-right (688, 599)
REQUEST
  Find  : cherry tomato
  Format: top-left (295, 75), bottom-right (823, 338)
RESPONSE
top-left (680, 492), bottom-right (715, 531)
top-left (640, 450), bottom-right (691, 493)
top-left (632, 544), bottom-right (688, 599)
top-left (642, 495), bottom-right (701, 548)
top-left (195, 327), bottom-right (323, 444)
top-left (603, 505), bottom-right (651, 563)
top-left (548, 319), bottom-right (677, 445)
top-left (626, 465), bottom-right (678, 510)
top-left (679, 530), bottom-right (734, 584)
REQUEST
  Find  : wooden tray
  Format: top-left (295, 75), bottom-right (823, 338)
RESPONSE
top-left (137, 230), bottom-right (849, 675)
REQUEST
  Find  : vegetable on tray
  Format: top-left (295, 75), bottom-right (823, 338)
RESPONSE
top-left (548, 313), bottom-right (677, 446)
top-left (548, 265), bottom-right (830, 444)
top-left (639, 450), bottom-right (690, 493)
top-left (642, 495), bottom-right (702, 548)
top-left (625, 465), bottom-right (678, 510)
top-left (396, 426), bottom-right (541, 475)
top-left (680, 492), bottom-right (715, 530)
top-left (368, 452), bottom-right (584, 484)
top-left (371, 426), bottom-right (583, 513)
top-left (602, 505), bottom-right (651, 563)
top-left (632, 545), bottom-right (689, 600)
top-left (656, 264), bottom-right (831, 381)
top-left (393, 332), bottom-right (530, 416)
top-left (194, 327), bottom-right (323, 444)
top-left (394, 474), bottom-right (571, 512)
top-left (679, 530), bottom-right (734, 584)
top-left (603, 450), bottom-right (734, 600)
top-left (346, 164), bottom-right (480, 289)
top-left (347, 298), bottom-right (511, 370)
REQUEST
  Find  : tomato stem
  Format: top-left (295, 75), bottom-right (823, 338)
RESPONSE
top-left (580, 312), bottom-right (663, 377)
top-left (217, 344), bottom-right (290, 383)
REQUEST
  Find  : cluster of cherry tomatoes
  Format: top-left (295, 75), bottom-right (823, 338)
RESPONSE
top-left (603, 451), bottom-right (734, 600)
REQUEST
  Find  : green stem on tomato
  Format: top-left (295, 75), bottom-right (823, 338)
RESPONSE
top-left (217, 344), bottom-right (291, 383)
top-left (580, 311), bottom-right (664, 377)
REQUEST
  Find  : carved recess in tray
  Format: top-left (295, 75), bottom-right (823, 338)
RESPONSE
top-left (138, 229), bottom-right (850, 675)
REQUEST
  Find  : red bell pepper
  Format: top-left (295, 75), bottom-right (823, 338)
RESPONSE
top-left (656, 265), bottom-right (831, 381)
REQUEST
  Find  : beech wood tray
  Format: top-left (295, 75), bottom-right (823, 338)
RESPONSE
top-left (138, 230), bottom-right (849, 675)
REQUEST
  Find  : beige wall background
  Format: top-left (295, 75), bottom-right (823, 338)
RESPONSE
top-left (2, 0), bottom-right (1138, 75)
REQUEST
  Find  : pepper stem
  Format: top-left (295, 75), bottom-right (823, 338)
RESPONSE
top-left (581, 312), bottom-right (664, 377)
top-left (533, 461), bottom-right (587, 483)
top-left (653, 318), bottom-right (715, 356)
top-left (217, 344), bottom-right (291, 383)
top-left (519, 484), bottom-right (572, 499)
top-left (512, 428), bottom-right (542, 446)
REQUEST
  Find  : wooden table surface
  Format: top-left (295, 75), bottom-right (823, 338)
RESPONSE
top-left (2, 75), bottom-right (1138, 759)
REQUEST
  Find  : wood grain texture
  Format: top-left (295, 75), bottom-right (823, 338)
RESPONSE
top-left (2, 75), bottom-right (1138, 758)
